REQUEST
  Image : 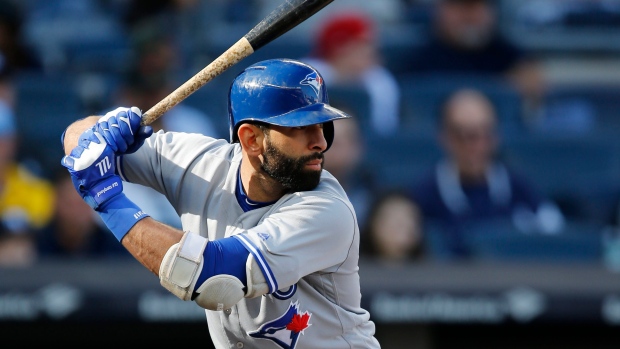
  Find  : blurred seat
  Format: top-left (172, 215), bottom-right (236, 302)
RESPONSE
top-left (22, 0), bottom-right (126, 74)
top-left (378, 26), bottom-right (426, 76)
top-left (465, 219), bottom-right (604, 263)
top-left (326, 85), bottom-right (372, 131)
top-left (535, 84), bottom-right (620, 135)
top-left (501, 134), bottom-right (620, 222)
top-left (180, 78), bottom-right (231, 139)
top-left (63, 35), bottom-right (131, 75)
top-left (500, 0), bottom-right (620, 54)
top-left (398, 73), bottom-right (525, 136)
top-left (362, 132), bottom-right (442, 192)
top-left (74, 72), bottom-right (121, 116)
top-left (14, 71), bottom-right (84, 177)
top-left (424, 218), bottom-right (604, 263)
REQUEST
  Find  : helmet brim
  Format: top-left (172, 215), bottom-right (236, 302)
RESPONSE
top-left (231, 103), bottom-right (351, 151)
top-left (253, 103), bottom-right (351, 127)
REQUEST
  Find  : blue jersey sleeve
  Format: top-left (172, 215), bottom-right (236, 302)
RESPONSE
top-left (193, 237), bottom-right (250, 294)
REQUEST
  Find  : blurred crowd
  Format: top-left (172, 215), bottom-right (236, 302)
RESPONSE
top-left (1, 0), bottom-right (620, 269)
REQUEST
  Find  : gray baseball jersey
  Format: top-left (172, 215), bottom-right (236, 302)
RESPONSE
top-left (119, 130), bottom-right (380, 349)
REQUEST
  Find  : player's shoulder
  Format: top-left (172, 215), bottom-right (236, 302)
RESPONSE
top-left (145, 130), bottom-right (241, 161)
top-left (316, 170), bottom-right (351, 199)
top-left (289, 171), bottom-right (356, 216)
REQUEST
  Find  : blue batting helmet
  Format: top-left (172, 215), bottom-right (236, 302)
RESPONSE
top-left (228, 58), bottom-right (350, 151)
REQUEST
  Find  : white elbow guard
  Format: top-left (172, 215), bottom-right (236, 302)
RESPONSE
top-left (159, 231), bottom-right (246, 311)
top-left (194, 274), bottom-right (245, 311)
top-left (159, 231), bottom-right (208, 301)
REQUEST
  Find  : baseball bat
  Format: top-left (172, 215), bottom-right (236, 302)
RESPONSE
top-left (140, 0), bottom-right (334, 126)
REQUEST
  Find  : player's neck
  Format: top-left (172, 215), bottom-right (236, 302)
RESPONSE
top-left (240, 161), bottom-right (287, 203)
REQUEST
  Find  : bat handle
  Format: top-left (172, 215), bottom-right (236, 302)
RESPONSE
top-left (140, 37), bottom-right (255, 126)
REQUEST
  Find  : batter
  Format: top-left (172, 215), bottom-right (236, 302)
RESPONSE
top-left (61, 59), bottom-right (380, 349)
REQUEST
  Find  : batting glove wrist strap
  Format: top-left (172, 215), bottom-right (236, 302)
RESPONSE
top-left (80, 174), bottom-right (124, 209)
top-left (97, 194), bottom-right (150, 242)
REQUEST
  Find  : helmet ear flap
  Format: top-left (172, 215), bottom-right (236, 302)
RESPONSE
top-left (323, 121), bottom-right (334, 152)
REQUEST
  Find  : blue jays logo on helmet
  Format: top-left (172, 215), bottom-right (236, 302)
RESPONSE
top-left (300, 72), bottom-right (323, 96)
top-left (248, 301), bottom-right (312, 349)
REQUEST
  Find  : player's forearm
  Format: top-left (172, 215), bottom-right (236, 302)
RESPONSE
top-left (61, 108), bottom-right (174, 276)
top-left (63, 116), bottom-right (100, 155)
top-left (121, 217), bottom-right (184, 276)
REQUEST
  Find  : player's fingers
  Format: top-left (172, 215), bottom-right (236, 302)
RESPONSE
top-left (126, 107), bottom-right (143, 128)
top-left (97, 119), bottom-right (121, 152)
top-left (78, 127), bottom-right (95, 143)
top-left (136, 125), bottom-right (153, 140)
top-left (115, 110), bottom-right (136, 146)
top-left (61, 155), bottom-right (74, 169)
top-left (77, 128), bottom-right (99, 150)
top-left (99, 107), bottom-right (141, 152)
top-left (98, 119), bottom-right (129, 153)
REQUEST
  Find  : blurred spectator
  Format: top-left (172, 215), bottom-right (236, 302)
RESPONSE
top-left (360, 190), bottom-right (426, 266)
top-left (120, 0), bottom-right (214, 74)
top-left (122, 0), bottom-right (181, 24)
top-left (121, 0), bottom-right (254, 27)
top-left (0, 99), bottom-right (54, 267)
top-left (301, 11), bottom-right (401, 137)
top-left (323, 107), bottom-right (377, 227)
top-left (0, 0), bottom-right (42, 74)
top-left (0, 47), bottom-right (15, 110)
top-left (0, 1), bottom-right (40, 152)
top-left (409, 88), bottom-right (565, 259)
top-left (126, 17), bottom-right (184, 86)
top-left (405, 0), bottom-right (546, 123)
top-left (37, 169), bottom-right (129, 259)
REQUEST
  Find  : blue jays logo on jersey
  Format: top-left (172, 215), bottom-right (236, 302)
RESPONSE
top-left (248, 301), bottom-right (312, 349)
top-left (300, 72), bottom-right (323, 96)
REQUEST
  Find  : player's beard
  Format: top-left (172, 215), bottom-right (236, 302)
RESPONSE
top-left (261, 138), bottom-right (323, 192)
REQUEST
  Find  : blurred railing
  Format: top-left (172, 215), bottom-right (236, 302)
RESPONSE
top-left (1, 258), bottom-right (620, 326)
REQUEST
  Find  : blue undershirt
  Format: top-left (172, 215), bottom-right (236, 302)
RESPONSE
top-left (235, 165), bottom-right (277, 212)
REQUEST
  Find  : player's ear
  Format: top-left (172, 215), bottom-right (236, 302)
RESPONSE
top-left (238, 123), bottom-right (264, 155)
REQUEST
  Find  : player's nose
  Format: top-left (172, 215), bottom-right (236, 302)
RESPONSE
top-left (307, 124), bottom-right (327, 151)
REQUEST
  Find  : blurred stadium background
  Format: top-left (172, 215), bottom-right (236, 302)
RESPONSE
top-left (2, 0), bottom-right (620, 347)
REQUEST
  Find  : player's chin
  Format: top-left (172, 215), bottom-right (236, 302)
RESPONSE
top-left (290, 170), bottom-right (322, 192)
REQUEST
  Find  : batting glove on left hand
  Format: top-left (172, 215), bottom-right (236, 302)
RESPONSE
top-left (61, 126), bottom-right (149, 241)
top-left (62, 126), bottom-right (122, 210)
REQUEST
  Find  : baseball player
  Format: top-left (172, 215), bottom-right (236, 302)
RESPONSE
top-left (61, 58), bottom-right (381, 349)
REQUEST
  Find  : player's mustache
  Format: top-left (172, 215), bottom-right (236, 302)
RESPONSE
top-left (299, 152), bottom-right (324, 163)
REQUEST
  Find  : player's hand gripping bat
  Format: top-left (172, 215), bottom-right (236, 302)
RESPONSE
top-left (140, 0), bottom-right (334, 126)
